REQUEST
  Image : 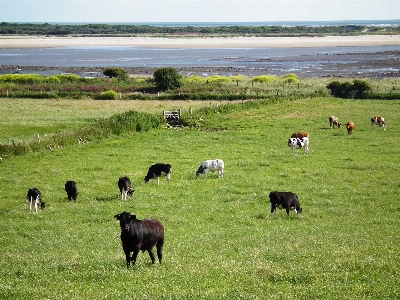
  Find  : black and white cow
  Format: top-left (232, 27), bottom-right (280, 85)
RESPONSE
top-left (371, 116), bottom-right (387, 130)
top-left (195, 159), bottom-right (224, 178)
top-left (114, 211), bottom-right (164, 268)
top-left (118, 177), bottom-right (134, 201)
top-left (144, 163), bottom-right (172, 185)
top-left (65, 180), bottom-right (78, 202)
top-left (27, 188), bottom-right (45, 213)
top-left (269, 191), bottom-right (302, 215)
top-left (288, 137), bottom-right (309, 155)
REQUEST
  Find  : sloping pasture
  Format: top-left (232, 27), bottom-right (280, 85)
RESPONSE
top-left (0, 97), bottom-right (399, 299)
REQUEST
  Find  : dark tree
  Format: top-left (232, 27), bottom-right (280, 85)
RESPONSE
top-left (153, 67), bottom-right (182, 91)
top-left (353, 79), bottom-right (372, 99)
top-left (103, 67), bottom-right (128, 80)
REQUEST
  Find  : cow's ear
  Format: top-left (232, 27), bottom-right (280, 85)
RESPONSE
top-left (130, 214), bottom-right (136, 220)
top-left (114, 214), bottom-right (120, 220)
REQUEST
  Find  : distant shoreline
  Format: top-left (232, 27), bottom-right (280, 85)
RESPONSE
top-left (1, 35), bottom-right (400, 49)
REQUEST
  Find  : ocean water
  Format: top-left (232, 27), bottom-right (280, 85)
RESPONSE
top-left (1, 45), bottom-right (399, 75)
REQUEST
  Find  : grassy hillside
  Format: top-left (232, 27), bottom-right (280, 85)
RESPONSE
top-left (0, 97), bottom-right (399, 299)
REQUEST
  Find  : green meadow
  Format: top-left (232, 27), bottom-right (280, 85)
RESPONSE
top-left (0, 97), bottom-right (399, 299)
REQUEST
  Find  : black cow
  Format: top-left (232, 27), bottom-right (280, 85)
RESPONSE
top-left (144, 163), bottom-right (172, 185)
top-left (27, 188), bottom-right (45, 213)
top-left (118, 177), bottom-right (135, 201)
top-left (269, 191), bottom-right (302, 215)
top-left (65, 181), bottom-right (78, 202)
top-left (114, 212), bottom-right (164, 268)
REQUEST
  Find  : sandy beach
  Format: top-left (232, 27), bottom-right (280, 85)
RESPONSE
top-left (1, 35), bottom-right (400, 49)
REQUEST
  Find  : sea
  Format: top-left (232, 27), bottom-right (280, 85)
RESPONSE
top-left (1, 20), bottom-right (400, 76)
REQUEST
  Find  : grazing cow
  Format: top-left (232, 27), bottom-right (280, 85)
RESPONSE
top-left (114, 212), bottom-right (164, 268)
top-left (64, 180), bottom-right (78, 202)
top-left (288, 137), bottom-right (309, 155)
top-left (269, 191), bottom-right (302, 215)
top-left (371, 116), bottom-right (387, 130)
top-left (118, 177), bottom-right (134, 201)
top-left (196, 159), bottom-right (224, 178)
top-left (144, 163), bottom-right (172, 185)
top-left (346, 121), bottom-right (355, 135)
top-left (329, 116), bottom-right (341, 129)
top-left (290, 131), bottom-right (309, 139)
top-left (27, 188), bottom-right (45, 213)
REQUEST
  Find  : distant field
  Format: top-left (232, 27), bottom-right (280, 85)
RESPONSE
top-left (0, 97), bottom-right (399, 299)
top-left (0, 99), bottom-right (228, 143)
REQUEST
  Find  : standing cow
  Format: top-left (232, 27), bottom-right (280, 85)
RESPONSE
top-left (288, 137), bottom-right (309, 155)
top-left (346, 121), bottom-right (355, 135)
top-left (144, 163), bottom-right (172, 185)
top-left (114, 212), bottom-right (164, 268)
top-left (27, 188), bottom-right (45, 213)
top-left (118, 177), bottom-right (134, 201)
top-left (290, 131), bottom-right (309, 139)
top-left (65, 180), bottom-right (78, 202)
top-left (196, 159), bottom-right (224, 178)
top-left (371, 116), bottom-right (387, 130)
top-left (269, 191), bottom-right (302, 215)
top-left (329, 116), bottom-right (341, 129)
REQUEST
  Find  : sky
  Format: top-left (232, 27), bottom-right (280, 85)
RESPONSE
top-left (1, 0), bottom-right (399, 23)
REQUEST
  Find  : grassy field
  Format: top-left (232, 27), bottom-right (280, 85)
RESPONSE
top-left (0, 97), bottom-right (399, 299)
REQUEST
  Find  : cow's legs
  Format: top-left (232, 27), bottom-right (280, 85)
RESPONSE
top-left (124, 251), bottom-right (131, 268)
top-left (286, 209), bottom-right (290, 215)
top-left (156, 244), bottom-right (163, 264)
top-left (270, 203), bottom-right (276, 215)
top-left (130, 250), bottom-right (139, 267)
top-left (147, 249), bottom-right (156, 264)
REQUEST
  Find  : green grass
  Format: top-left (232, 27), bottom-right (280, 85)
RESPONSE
top-left (0, 97), bottom-right (399, 299)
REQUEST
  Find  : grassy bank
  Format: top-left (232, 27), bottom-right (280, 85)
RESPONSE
top-left (0, 97), bottom-right (399, 299)
top-left (1, 74), bottom-right (400, 101)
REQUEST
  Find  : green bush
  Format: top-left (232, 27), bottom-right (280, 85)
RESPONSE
top-left (103, 67), bottom-right (128, 80)
top-left (97, 90), bottom-right (117, 100)
top-left (153, 67), bottom-right (182, 91)
top-left (326, 79), bottom-right (372, 99)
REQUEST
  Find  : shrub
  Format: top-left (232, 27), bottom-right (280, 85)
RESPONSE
top-left (353, 79), bottom-right (372, 99)
top-left (251, 75), bottom-right (276, 84)
top-left (153, 67), bottom-right (182, 91)
top-left (282, 73), bottom-right (299, 83)
top-left (326, 80), bottom-right (372, 99)
top-left (97, 90), bottom-right (117, 100)
top-left (103, 67), bottom-right (128, 80)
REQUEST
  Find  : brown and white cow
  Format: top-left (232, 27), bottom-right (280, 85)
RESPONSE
top-left (371, 117), bottom-right (387, 130)
top-left (346, 121), bottom-right (355, 135)
top-left (290, 131), bottom-right (309, 139)
top-left (329, 116), bottom-right (341, 129)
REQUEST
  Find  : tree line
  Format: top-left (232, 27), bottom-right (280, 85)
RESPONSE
top-left (1, 22), bottom-right (398, 36)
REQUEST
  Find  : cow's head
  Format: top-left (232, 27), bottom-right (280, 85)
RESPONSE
top-left (337, 122), bottom-right (341, 128)
top-left (40, 202), bottom-right (46, 210)
top-left (195, 165), bottom-right (205, 178)
top-left (127, 189), bottom-right (135, 197)
top-left (114, 212), bottom-right (137, 232)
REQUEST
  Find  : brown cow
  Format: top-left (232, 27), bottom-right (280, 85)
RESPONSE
top-left (290, 131), bottom-right (309, 139)
top-left (346, 122), bottom-right (355, 135)
top-left (371, 117), bottom-right (387, 130)
top-left (329, 116), bottom-right (341, 129)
